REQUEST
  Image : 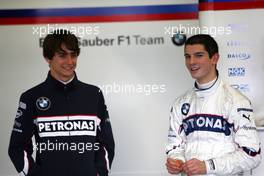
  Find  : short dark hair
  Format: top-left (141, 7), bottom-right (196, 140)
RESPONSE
top-left (43, 29), bottom-right (80, 60)
top-left (185, 34), bottom-right (218, 58)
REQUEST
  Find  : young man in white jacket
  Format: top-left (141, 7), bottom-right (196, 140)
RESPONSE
top-left (166, 34), bottom-right (261, 175)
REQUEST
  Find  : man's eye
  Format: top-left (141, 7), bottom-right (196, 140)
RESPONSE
top-left (196, 54), bottom-right (203, 58)
top-left (58, 53), bottom-right (65, 57)
top-left (71, 53), bottom-right (78, 57)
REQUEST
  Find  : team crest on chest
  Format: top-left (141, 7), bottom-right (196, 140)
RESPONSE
top-left (36, 97), bottom-right (51, 111)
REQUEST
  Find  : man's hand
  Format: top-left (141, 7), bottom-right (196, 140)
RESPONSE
top-left (182, 158), bottom-right (206, 175)
top-left (166, 158), bottom-right (184, 174)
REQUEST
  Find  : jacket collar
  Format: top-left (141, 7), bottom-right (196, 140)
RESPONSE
top-left (194, 71), bottom-right (221, 98)
top-left (45, 71), bottom-right (78, 91)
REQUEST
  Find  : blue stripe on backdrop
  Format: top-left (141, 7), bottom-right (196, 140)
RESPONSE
top-left (0, 4), bottom-right (197, 18)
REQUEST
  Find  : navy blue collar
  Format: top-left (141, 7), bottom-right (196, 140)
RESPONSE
top-left (46, 71), bottom-right (78, 91)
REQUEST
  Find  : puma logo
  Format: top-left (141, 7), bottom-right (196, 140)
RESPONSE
top-left (242, 114), bottom-right (251, 122)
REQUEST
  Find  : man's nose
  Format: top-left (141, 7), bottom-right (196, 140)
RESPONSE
top-left (65, 55), bottom-right (75, 64)
top-left (188, 56), bottom-right (196, 65)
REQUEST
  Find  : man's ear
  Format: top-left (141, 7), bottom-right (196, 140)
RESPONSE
top-left (211, 53), bottom-right (219, 65)
top-left (45, 58), bottom-right (51, 68)
top-left (45, 58), bottom-right (51, 64)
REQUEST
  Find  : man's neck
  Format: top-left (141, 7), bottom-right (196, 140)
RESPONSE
top-left (58, 76), bottom-right (75, 85)
top-left (196, 76), bottom-right (217, 90)
top-left (49, 71), bottom-right (75, 84)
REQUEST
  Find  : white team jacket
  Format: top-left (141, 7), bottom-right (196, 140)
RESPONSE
top-left (166, 77), bottom-right (261, 175)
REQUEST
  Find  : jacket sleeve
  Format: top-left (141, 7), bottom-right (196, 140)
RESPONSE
top-left (165, 101), bottom-right (186, 162)
top-left (8, 93), bottom-right (39, 176)
top-left (95, 89), bottom-right (115, 176)
top-left (205, 99), bottom-right (261, 175)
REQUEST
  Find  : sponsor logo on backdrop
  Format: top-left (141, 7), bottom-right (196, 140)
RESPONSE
top-left (228, 67), bottom-right (246, 77)
top-left (39, 35), bottom-right (165, 47)
top-left (227, 23), bottom-right (249, 32)
top-left (171, 32), bottom-right (186, 46)
top-left (231, 84), bottom-right (250, 93)
top-left (227, 53), bottom-right (250, 60)
top-left (227, 40), bottom-right (248, 47)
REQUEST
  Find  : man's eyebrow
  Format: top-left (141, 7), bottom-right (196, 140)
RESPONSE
top-left (55, 49), bottom-right (65, 53)
top-left (184, 51), bottom-right (206, 57)
top-left (56, 49), bottom-right (75, 54)
top-left (194, 52), bottom-right (205, 55)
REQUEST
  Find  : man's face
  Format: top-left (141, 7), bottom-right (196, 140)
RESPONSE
top-left (46, 44), bottom-right (78, 82)
top-left (184, 44), bottom-right (218, 84)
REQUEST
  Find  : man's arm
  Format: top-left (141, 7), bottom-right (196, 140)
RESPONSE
top-left (165, 104), bottom-right (186, 174)
top-left (204, 99), bottom-right (261, 175)
top-left (8, 93), bottom-right (39, 176)
top-left (95, 90), bottom-right (115, 176)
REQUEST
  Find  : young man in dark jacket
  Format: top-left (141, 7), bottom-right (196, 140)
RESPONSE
top-left (9, 29), bottom-right (115, 176)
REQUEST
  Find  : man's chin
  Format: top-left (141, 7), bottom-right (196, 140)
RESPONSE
top-left (62, 72), bottom-right (75, 78)
top-left (63, 70), bottom-right (75, 75)
top-left (190, 74), bottom-right (199, 80)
